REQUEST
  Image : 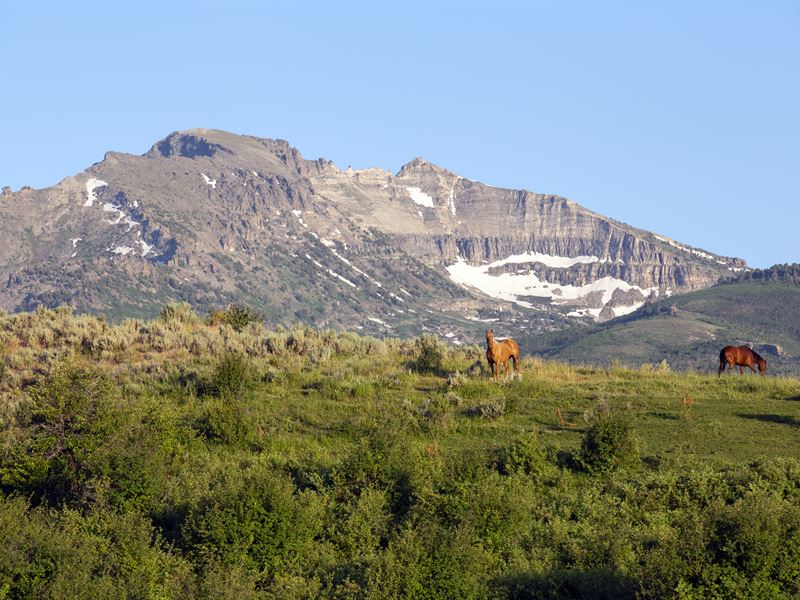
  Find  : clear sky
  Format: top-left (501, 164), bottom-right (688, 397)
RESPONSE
top-left (2, 1), bottom-right (798, 268)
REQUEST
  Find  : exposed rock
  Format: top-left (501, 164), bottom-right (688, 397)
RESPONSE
top-left (757, 343), bottom-right (784, 357)
top-left (0, 128), bottom-right (748, 336)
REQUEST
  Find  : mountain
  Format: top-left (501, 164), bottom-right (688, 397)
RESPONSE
top-left (0, 129), bottom-right (747, 340)
top-left (540, 274), bottom-right (800, 375)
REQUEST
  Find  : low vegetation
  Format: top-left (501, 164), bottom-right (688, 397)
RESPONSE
top-left (1, 305), bottom-right (799, 598)
top-left (541, 279), bottom-right (800, 374)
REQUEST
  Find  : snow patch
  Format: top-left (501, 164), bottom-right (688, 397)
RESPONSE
top-left (491, 251), bottom-right (603, 269)
top-left (611, 304), bottom-right (643, 318)
top-left (447, 255), bottom-right (656, 317)
top-left (406, 186), bottom-right (434, 208)
top-left (102, 202), bottom-right (140, 230)
top-left (655, 235), bottom-right (716, 261)
top-left (84, 178), bottom-right (107, 207)
top-left (111, 245), bottom-right (134, 256)
top-left (292, 210), bottom-right (309, 228)
top-left (447, 177), bottom-right (460, 216)
top-left (201, 173), bottom-right (217, 188)
top-left (305, 254), bottom-right (357, 288)
top-left (136, 239), bottom-right (154, 257)
top-left (368, 317), bottom-right (391, 328)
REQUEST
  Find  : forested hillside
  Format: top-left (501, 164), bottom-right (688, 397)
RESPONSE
top-left (1, 306), bottom-right (799, 598)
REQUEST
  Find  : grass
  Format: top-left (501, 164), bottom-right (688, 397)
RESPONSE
top-left (4, 306), bottom-right (798, 469)
top-left (2, 306), bottom-right (800, 597)
top-left (544, 281), bottom-right (800, 375)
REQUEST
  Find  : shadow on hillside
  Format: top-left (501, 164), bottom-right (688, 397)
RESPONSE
top-left (786, 395), bottom-right (800, 402)
top-left (647, 411), bottom-right (679, 421)
top-left (737, 413), bottom-right (800, 428)
top-left (492, 566), bottom-right (635, 599)
top-left (534, 418), bottom-right (586, 434)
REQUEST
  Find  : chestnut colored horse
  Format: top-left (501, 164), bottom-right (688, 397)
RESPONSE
top-left (718, 345), bottom-right (767, 376)
top-left (485, 329), bottom-right (520, 380)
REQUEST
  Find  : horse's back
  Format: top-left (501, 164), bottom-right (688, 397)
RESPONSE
top-left (505, 338), bottom-right (520, 357)
top-left (500, 338), bottom-right (520, 369)
top-left (720, 345), bottom-right (756, 364)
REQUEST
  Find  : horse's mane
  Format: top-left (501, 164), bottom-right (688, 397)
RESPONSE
top-left (742, 345), bottom-right (765, 362)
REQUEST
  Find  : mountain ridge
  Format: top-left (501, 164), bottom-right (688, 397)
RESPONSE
top-left (0, 129), bottom-right (748, 340)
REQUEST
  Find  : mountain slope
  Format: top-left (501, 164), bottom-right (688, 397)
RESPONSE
top-left (0, 129), bottom-right (746, 338)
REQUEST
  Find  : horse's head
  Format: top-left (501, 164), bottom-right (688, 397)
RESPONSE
top-left (757, 357), bottom-right (767, 374)
top-left (485, 329), bottom-right (494, 343)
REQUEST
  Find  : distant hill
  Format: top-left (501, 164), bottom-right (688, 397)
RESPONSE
top-left (536, 274), bottom-right (800, 376)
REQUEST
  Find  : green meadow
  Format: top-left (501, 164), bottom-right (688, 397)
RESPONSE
top-left (1, 306), bottom-right (799, 598)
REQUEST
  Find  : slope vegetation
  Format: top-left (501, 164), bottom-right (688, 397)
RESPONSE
top-left (540, 277), bottom-right (800, 375)
top-left (1, 307), bottom-right (799, 598)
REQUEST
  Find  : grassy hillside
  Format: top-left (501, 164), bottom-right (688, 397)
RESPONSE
top-left (1, 306), bottom-right (800, 598)
top-left (540, 281), bottom-right (800, 375)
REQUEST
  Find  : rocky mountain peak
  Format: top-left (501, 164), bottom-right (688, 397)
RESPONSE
top-left (0, 128), bottom-right (751, 337)
top-left (145, 131), bottom-right (234, 159)
top-left (396, 157), bottom-right (455, 179)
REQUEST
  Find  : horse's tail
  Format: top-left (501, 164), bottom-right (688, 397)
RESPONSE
top-left (718, 347), bottom-right (728, 377)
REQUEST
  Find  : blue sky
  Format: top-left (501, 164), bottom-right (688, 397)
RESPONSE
top-left (2, 1), bottom-right (797, 268)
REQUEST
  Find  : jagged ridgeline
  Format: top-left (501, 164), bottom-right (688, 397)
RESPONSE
top-left (0, 129), bottom-right (745, 341)
top-left (1, 306), bottom-right (799, 597)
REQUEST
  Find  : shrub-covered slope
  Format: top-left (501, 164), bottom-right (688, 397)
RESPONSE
top-left (1, 306), bottom-right (799, 598)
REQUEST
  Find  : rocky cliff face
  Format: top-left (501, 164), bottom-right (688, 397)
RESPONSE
top-left (0, 129), bottom-right (747, 338)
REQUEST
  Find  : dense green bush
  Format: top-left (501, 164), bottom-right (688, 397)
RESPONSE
top-left (579, 403), bottom-right (640, 473)
top-left (499, 429), bottom-right (551, 478)
top-left (0, 362), bottom-right (121, 504)
top-left (182, 468), bottom-right (325, 580)
top-left (0, 496), bottom-right (195, 598)
top-left (159, 302), bottom-right (201, 325)
top-left (210, 352), bottom-right (252, 399)
top-left (414, 334), bottom-right (445, 374)
top-left (207, 304), bottom-right (264, 332)
top-left (197, 398), bottom-right (252, 447)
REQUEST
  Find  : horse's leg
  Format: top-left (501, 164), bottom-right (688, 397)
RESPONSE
top-left (718, 360), bottom-right (725, 377)
top-left (739, 365), bottom-right (744, 374)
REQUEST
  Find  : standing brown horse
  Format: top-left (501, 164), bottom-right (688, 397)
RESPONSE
top-left (718, 345), bottom-right (767, 376)
top-left (485, 329), bottom-right (520, 380)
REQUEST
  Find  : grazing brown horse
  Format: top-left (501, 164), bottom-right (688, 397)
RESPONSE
top-left (485, 329), bottom-right (520, 380)
top-left (718, 345), bottom-right (767, 376)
